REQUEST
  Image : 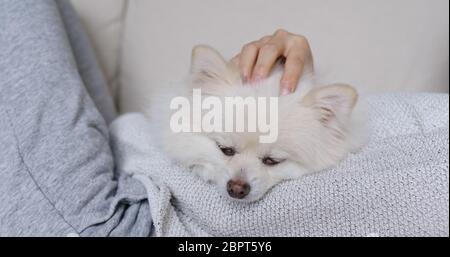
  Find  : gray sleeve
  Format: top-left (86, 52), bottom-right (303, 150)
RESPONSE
top-left (56, 0), bottom-right (117, 125)
top-left (0, 0), bottom-right (152, 236)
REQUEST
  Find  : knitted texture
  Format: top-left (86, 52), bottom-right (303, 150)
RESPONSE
top-left (110, 93), bottom-right (449, 236)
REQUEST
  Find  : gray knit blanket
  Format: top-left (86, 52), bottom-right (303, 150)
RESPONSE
top-left (110, 93), bottom-right (449, 237)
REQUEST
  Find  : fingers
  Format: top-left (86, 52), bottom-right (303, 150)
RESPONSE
top-left (234, 30), bottom-right (313, 94)
top-left (280, 36), bottom-right (313, 94)
top-left (280, 53), bottom-right (304, 95)
top-left (252, 41), bottom-right (283, 81)
top-left (239, 41), bottom-right (260, 82)
top-left (251, 31), bottom-right (287, 81)
top-left (238, 36), bottom-right (271, 83)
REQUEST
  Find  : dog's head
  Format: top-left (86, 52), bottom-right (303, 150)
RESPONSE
top-left (166, 45), bottom-right (359, 202)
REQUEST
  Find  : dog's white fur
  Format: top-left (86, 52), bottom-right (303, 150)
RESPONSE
top-left (146, 45), bottom-right (366, 202)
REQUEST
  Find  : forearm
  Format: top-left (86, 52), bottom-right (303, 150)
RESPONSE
top-left (0, 0), bottom-right (151, 236)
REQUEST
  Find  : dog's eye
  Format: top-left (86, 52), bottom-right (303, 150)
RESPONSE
top-left (262, 157), bottom-right (284, 166)
top-left (218, 145), bottom-right (236, 156)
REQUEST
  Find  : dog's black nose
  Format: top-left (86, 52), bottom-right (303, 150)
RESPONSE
top-left (227, 180), bottom-right (251, 199)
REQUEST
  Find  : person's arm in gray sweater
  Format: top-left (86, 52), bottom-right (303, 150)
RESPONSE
top-left (0, 0), bottom-right (152, 236)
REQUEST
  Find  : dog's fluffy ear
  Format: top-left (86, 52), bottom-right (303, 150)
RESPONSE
top-left (304, 84), bottom-right (358, 125)
top-left (190, 45), bottom-right (240, 90)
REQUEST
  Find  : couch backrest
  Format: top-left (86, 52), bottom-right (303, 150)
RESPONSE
top-left (72, 0), bottom-right (449, 112)
top-left (70, 0), bottom-right (126, 97)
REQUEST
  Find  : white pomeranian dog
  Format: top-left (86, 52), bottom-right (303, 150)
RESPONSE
top-left (146, 45), bottom-right (366, 202)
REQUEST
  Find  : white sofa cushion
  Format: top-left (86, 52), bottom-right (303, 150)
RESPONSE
top-left (70, 0), bottom-right (126, 98)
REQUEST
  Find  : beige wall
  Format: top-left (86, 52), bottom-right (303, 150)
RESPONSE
top-left (72, 0), bottom-right (449, 112)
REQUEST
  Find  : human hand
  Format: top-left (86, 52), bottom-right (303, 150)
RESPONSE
top-left (231, 29), bottom-right (313, 95)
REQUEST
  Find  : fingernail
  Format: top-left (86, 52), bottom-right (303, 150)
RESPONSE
top-left (280, 82), bottom-right (292, 96)
top-left (252, 74), bottom-right (264, 83)
top-left (280, 87), bottom-right (291, 96)
top-left (242, 74), bottom-right (249, 84)
top-left (246, 74), bottom-right (260, 87)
